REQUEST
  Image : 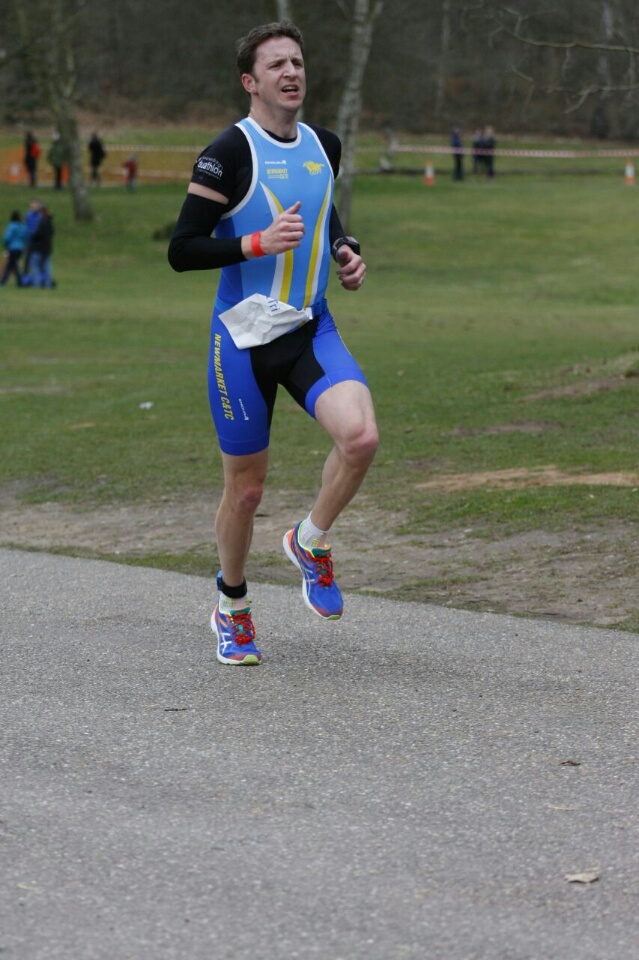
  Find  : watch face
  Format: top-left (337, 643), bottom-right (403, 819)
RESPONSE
top-left (333, 237), bottom-right (360, 259)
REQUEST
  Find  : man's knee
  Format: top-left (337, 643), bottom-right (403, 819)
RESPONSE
top-left (341, 422), bottom-right (379, 468)
top-left (220, 450), bottom-right (269, 518)
top-left (229, 481), bottom-right (264, 516)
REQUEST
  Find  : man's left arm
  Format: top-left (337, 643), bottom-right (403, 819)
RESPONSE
top-left (328, 207), bottom-right (365, 291)
top-left (334, 241), bottom-right (366, 291)
top-left (315, 125), bottom-right (367, 291)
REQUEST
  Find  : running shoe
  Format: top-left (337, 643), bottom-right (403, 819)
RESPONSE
top-left (283, 522), bottom-right (344, 620)
top-left (211, 604), bottom-right (262, 665)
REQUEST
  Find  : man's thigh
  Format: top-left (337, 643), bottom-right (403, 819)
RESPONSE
top-left (314, 380), bottom-right (377, 446)
top-left (292, 307), bottom-right (369, 418)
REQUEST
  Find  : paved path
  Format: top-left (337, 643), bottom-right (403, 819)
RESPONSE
top-left (1, 547), bottom-right (638, 960)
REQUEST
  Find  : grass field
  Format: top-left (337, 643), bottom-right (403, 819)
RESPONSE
top-left (1, 166), bottom-right (638, 622)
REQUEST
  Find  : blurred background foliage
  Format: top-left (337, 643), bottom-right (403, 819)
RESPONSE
top-left (2, 0), bottom-right (639, 139)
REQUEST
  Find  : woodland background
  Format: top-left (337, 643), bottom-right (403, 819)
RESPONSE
top-left (3, 0), bottom-right (639, 140)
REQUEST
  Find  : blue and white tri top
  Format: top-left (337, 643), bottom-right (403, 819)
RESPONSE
top-left (214, 117), bottom-right (334, 313)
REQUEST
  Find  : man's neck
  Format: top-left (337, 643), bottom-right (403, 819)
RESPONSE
top-left (248, 103), bottom-right (299, 140)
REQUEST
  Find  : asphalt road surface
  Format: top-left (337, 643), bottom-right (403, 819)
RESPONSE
top-left (2, 547), bottom-right (638, 960)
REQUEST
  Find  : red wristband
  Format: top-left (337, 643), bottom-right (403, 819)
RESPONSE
top-left (250, 231), bottom-right (265, 257)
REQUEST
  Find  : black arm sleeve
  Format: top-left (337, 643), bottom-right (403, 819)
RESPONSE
top-left (167, 193), bottom-right (246, 272)
top-left (329, 205), bottom-right (346, 247)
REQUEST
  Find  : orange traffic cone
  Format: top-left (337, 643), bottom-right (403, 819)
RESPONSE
top-left (424, 162), bottom-right (435, 186)
top-left (625, 161), bottom-right (635, 186)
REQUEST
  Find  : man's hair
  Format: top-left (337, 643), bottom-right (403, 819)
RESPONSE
top-left (236, 21), bottom-right (304, 75)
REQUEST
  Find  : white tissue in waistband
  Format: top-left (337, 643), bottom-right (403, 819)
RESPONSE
top-left (219, 294), bottom-right (313, 349)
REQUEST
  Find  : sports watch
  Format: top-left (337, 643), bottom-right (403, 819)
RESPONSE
top-left (331, 236), bottom-right (361, 261)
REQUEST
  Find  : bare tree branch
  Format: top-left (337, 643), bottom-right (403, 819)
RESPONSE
top-left (497, 6), bottom-right (639, 57)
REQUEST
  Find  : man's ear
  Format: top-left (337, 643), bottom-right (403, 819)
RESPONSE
top-left (241, 73), bottom-right (256, 94)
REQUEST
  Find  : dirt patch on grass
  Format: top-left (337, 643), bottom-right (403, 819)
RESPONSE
top-left (2, 483), bottom-right (638, 631)
top-left (522, 376), bottom-right (624, 402)
top-left (417, 466), bottom-right (639, 492)
top-left (447, 420), bottom-right (562, 438)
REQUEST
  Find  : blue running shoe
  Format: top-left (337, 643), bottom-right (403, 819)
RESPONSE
top-left (283, 522), bottom-right (343, 620)
top-left (211, 604), bottom-right (262, 665)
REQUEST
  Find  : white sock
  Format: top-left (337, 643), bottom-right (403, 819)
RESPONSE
top-left (298, 513), bottom-right (331, 551)
top-left (218, 590), bottom-right (250, 615)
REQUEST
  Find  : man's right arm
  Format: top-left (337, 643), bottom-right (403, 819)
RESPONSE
top-left (167, 187), bottom-right (246, 272)
top-left (168, 128), bottom-right (252, 273)
top-left (168, 125), bottom-right (308, 273)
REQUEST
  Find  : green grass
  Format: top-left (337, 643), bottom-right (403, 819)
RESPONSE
top-left (2, 171), bottom-right (639, 546)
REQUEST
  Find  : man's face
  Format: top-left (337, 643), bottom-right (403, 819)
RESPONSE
top-left (243, 36), bottom-right (306, 112)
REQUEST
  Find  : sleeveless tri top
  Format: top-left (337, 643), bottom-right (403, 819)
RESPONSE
top-left (215, 117), bottom-right (334, 313)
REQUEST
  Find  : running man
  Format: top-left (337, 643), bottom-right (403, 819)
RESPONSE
top-left (168, 20), bottom-right (378, 665)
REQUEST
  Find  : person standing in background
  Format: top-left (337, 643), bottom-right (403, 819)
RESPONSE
top-left (1, 211), bottom-right (28, 287)
top-left (483, 125), bottom-right (496, 178)
top-left (24, 132), bottom-right (40, 188)
top-left (451, 126), bottom-right (464, 181)
top-left (23, 199), bottom-right (42, 276)
top-left (88, 133), bottom-right (106, 185)
top-left (124, 155), bottom-right (138, 191)
top-left (29, 205), bottom-right (55, 289)
top-left (48, 132), bottom-right (68, 190)
top-left (472, 128), bottom-right (484, 174)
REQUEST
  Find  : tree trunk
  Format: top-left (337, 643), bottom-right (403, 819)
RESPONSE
top-left (49, 0), bottom-right (93, 220)
top-left (336, 0), bottom-right (384, 232)
top-left (12, 0), bottom-right (93, 221)
top-left (590, 0), bottom-right (614, 138)
top-left (53, 102), bottom-right (93, 221)
top-left (435, 0), bottom-right (452, 118)
top-left (275, 0), bottom-right (294, 20)
top-left (274, 0), bottom-right (303, 119)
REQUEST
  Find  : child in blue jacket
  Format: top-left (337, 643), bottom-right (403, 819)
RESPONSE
top-left (1, 211), bottom-right (28, 287)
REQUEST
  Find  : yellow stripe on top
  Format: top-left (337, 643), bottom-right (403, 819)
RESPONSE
top-left (304, 180), bottom-right (332, 309)
top-left (261, 184), bottom-right (294, 304)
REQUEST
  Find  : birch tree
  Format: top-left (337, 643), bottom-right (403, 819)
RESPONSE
top-left (434, 0), bottom-right (452, 117)
top-left (335, 0), bottom-right (384, 232)
top-left (275, 0), bottom-right (294, 21)
top-left (591, 0), bottom-right (614, 137)
top-left (11, 0), bottom-right (93, 221)
top-left (273, 0), bottom-right (304, 120)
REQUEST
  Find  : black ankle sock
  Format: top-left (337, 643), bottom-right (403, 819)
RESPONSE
top-left (219, 577), bottom-right (247, 600)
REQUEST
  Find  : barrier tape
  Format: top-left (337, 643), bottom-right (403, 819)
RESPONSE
top-left (3, 142), bottom-right (637, 185)
top-left (364, 144), bottom-right (639, 158)
top-left (94, 143), bottom-right (639, 159)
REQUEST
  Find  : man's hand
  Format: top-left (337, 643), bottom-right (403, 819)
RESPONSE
top-left (335, 244), bottom-right (366, 291)
top-left (258, 201), bottom-right (305, 255)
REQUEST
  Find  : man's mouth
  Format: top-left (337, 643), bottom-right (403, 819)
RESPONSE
top-left (282, 85), bottom-right (299, 94)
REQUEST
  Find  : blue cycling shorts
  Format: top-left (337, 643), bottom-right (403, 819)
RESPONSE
top-left (207, 298), bottom-right (368, 456)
